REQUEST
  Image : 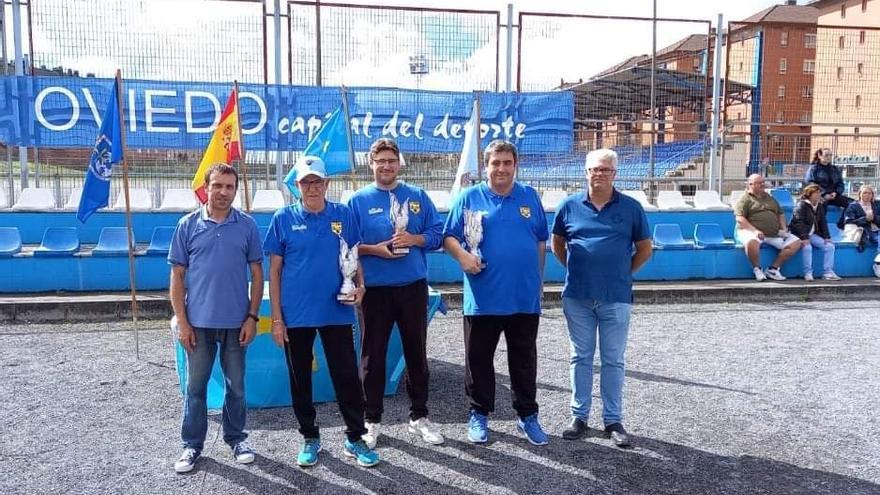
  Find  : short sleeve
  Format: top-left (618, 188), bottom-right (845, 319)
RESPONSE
top-left (552, 200), bottom-right (569, 237)
top-left (263, 209), bottom-right (286, 257)
top-left (443, 192), bottom-right (467, 243)
top-left (342, 205), bottom-right (361, 247)
top-left (167, 217), bottom-right (189, 267)
top-left (532, 189), bottom-right (549, 242)
top-left (632, 204), bottom-right (651, 242)
top-left (245, 219), bottom-right (263, 263)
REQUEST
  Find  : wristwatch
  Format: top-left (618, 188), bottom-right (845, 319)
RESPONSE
top-left (246, 313), bottom-right (259, 323)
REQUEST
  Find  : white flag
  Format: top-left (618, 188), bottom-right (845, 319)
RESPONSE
top-left (451, 99), bottom-right (480, 197)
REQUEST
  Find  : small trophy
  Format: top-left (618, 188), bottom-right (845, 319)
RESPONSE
top-left (463, 209), bottom-right (486, 268)
top-left (389, 192), bottom-right (410, 255)
top-left (337, 237), bottom-right (359, 302)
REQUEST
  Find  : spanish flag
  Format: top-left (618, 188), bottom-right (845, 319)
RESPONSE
top-left (191, 89), bottom-right (242, 203)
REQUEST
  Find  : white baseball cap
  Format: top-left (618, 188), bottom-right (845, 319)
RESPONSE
top-left (294, 156), bottom-right (327, 181)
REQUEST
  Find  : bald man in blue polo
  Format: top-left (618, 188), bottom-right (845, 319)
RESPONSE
top-left (443, 139), bottom-right (550, 446)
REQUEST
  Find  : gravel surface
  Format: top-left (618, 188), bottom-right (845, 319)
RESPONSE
top-left (1, 301), bottom-right (878, 494)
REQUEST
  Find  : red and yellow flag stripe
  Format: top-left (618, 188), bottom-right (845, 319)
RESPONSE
top-left (191, 90), bottom-right (241, 203)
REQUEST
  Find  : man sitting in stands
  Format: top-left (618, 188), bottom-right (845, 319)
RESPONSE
top-left (734, 174), bottom-right (801, 281)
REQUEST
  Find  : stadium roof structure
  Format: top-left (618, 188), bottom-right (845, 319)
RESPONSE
top-left (557, 65), bottom-right (754, 125)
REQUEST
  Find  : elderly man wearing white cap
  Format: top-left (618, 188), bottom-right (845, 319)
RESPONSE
top-left (264, 156), bottom-right (380, 468)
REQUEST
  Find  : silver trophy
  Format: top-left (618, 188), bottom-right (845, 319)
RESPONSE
top-left (337, 237), bottom-right (359, 302)
top-left (389, 192), bottom-right (410, 255)
top-left (463, 209), bottom-right (486, 268)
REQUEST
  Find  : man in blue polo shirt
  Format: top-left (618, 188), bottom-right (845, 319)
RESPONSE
top-left (264, 156), bottom-right (380, 468)
top-left (348, 138), bottom-right (445, 448)
top-left (168, 163), bottom-right (264, 473)
top-left (551, 148), bottom-right (652, 448)
top-left (443, 139), bottom-right (550, 446)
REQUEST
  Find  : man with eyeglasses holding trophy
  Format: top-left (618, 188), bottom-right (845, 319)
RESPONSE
top-left (348, 138), bottom-right (445, 448)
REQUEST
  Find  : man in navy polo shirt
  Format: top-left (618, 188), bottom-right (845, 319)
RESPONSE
top-left (348, 138), bottom-right (445, 448)
top-left (551, 148), bottom-right (652, 448)
top-left (168, 163), bottom-right (264, 473)
top-left (443, 139), bottom-right (550, 446)
top-left (264, 156), bottom-right (380, 468)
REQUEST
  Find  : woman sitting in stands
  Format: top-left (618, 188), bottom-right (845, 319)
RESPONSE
top-left (805, 148), bottom-right (852, 229)
top-left (843, 184), bottom-right (880, 278)
top-left (789, 184), bottom-right (841, 281)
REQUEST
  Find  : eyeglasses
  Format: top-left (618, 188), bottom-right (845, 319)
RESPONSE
top-left (588, 167), bottom-right (616, 175)
top-left (299, 178), bottom-right (326, 189)
top-left (373, 158), bottom-right (400, 166)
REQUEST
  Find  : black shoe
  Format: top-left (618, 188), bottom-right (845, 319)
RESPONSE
top-left (605, 423), bottom-right (631, 448)
top-left (562, 417), bottom-right (588, 440)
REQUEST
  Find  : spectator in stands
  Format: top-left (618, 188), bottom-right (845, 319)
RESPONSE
top-left (168, 163), bottom-right (263, 474)
top-left (843, 184), bottom-right (880, 278)
top-left (347, 138), bottom-right (445, 449)
top-left (264, 156), bottom-right (379, 468)
top-left (735, 174), bottom-right (801, 281)
top-left (789, 184), bottom-right (840, 281)
top-left (550, 148), bottom-right (652, 447)
top-left (442, 139), bottom-right (550, 446)
top-left (805, 148), bottom-right (852, 229)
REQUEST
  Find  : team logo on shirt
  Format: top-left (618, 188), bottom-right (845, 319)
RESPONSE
top-left (291, 224), bottom-right (307, 231)
top-left (409, 201), bottom-right (421, 214)
top-left (330, 221), bottom-right (343, 235)
top-left (368, 207), bottom-right (384, 215)
top-left (519, 206), bottom-right (531, 218)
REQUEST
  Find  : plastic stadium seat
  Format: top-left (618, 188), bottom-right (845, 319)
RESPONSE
top-left (158, 189), bottom-right (198, 212)
top-left (729, 190), bottom-right (745, 206)
top-left (541, 190), bottom-right (568, 212)
top-left (693, 190), bottom-right (731, 211)
top-left (769, 188), bottom-right (794, 209)
top-left (652, 224), bottom-right (694, 249)
top-left (92, 227), bottom-right (135, 256)
top-left (146, 226), bottom-right (175, 255)
top-left (693, 223), bottom-right (735, 249)
top-left (33, 227), bottom-right (80, 257)
top-left (0, 227), bottom-right (22, 256)
top-left (62, 188), bottom-right (83, 211)
top-left (621, 190), bottom-right (658, 212)
top-left (339, 190), bottom-right (355, 204)
top-left (252, 190), bottom-right (285, 212)
top-left (657, 190), bottom-right (694, 211)
top-left (112, 188), bottom-right (152, 211)
top-left (11, 187), bottom-right (56, 211)
top-left (426, 190), bottom-right (453, 212)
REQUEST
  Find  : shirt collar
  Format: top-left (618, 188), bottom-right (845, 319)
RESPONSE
top-left (481, 181), bottom-right (522, 200)
top-left (583, 188), bottom-right (620, 206)
top-left (294, 200), bottom-right (330, 218)
top-left (199, 205), bottom-right (239, 224)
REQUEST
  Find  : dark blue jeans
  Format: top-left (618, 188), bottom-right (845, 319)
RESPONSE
top-left (181, 328), bottom-right (247, 450)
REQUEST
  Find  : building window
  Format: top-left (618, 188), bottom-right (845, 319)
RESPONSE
top-left (778, 85), bottom-right (786, 99)
top-left (693, 58), bottom-right (701, 72)
top-left (739, 61), bottom-right (744, 71)
top-left (858, 63), bottom-right (864, 76)
top-left (737, 112), bottom-right (742, 120)
top-left (779, 58), bottom-right (787, 74)
top-left (776, 111), bottom-right (784, 123)
top-left (781, 31), bottom-right (789, 46)
top-left (856, 95), bottom-right (862, 108)
top-left (863, 0), bottom-right (868, 13)
top-left (837, 66), bottom-right (844, 80)
top-left (855, 127), bottom-right (860, 141)
top-left (860, 30), bottom-right (866, 44)
top-left (839, 35), bottom-right (846, 49)
top-left (803, 59), bottom-right (815, 74)
top-left (796, 136), bottom-right (809, 153)
top-left (841, 4), bottom-right (846, 18)
top-left (835, 98), bottom-right (841, 112)
top-left (773, 136), bottom-right (784, 153)
top-left (802, 85), bottom-right (813, 98)
top-left (805, 33), bottom-right (816, 49)
top-left (800, 112), bottom-right (811, 123)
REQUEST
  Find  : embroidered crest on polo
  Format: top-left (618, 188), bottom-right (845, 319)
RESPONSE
top-left (330, 221), bottom-right (343, 235)
top-left (519, 206), bottom-right (531, 219)
top-left (409, 201), bottom-right (421, 214)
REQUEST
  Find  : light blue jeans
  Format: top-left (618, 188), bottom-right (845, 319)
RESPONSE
top-left (800, 233), bottom-right (835, 275)
top-left (562, 297), bottom-right (632, 425)
top-left (181, 328), bottom-right (247, 450)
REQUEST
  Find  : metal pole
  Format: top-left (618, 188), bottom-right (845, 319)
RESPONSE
top-left (708, 14), bottom-right (724, 192)
top-left (1, 3), bottom-right (12, 204)
top-left (12, 0), bottom-right (27, 189)
top-left (505, 3), bottom-right (513, 92)
top-left (315, 0), bottom-right (322, 86)
top-left (648, 0), bottom-right (656, 196)
top-left (274, 0), bottom-right (284, 191)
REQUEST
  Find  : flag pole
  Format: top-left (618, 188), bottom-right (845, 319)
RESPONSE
top-left (233, 81), bottom-right (251, 212)
top-left (116, 69), bottom-right (140, 359)
top-left (474, 92), bottom-right (483, 182)
top-left (340, 85), bottom-right (357, 193)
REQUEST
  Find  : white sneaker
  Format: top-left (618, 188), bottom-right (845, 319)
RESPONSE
top-left (822, 271), bottom-right (841, 281)
top-left (764, 267), bottom-right (786, 281)
top-left (362, 422), bottom-right (381, 449)
top-left (874, 263), bottom-right (880, 278)
top-left (232, 441), bottom-right (255, 464)
top-left (174, 448), bottom-right (200, 473)
top-left (804, 272), bottom-right (814, 281)
top-left (408, 417), bottom-right (445, 445)
top-left (753, 267), bottom-right (766, 281)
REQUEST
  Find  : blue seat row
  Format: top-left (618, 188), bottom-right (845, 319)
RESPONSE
top-left (0, 226), bottom-right (176, 257)
top-left (653, 223), bottom-right (736, 250)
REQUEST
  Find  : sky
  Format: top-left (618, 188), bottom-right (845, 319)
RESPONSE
top-left (7, 0), bottom-right (789, 90)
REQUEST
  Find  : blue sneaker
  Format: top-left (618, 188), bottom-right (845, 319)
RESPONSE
top-left (517, 413), bottom-right (549, 446)
top-left (467, 411), bottom-right (489, 443)
top-left (296, 438), bottom-right (321, 467)
top-left (343, 439), bottom-right (380, 467)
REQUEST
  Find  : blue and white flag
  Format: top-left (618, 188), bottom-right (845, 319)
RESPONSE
top-left (283, 105), bottom-right (353, 197)
top-left (77, 79), bottom-right (123, 223)
top-left (451, 99), bottom-right (480, 197)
